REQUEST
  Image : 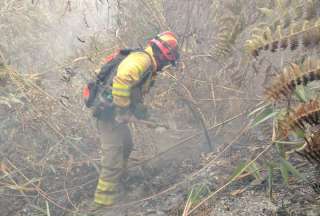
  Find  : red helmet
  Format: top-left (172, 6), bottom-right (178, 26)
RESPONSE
top-left (149, 31), bottom-right (179, 62)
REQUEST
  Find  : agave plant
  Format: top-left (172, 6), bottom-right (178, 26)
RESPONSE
top-left (245, 18), bottom-right (320, 57)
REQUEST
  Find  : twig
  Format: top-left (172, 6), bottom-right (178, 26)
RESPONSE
top-left (199, 98), bottom-right (263, 102)
top-left (182, 189), bottom-right (193, 216)
top-left (6, 159), bottom-right (75, 213)
top-left (2, 167), bottom-right (33, 205)
top-left (129, 111), bottom-right (246, 169)
top-left (181, 98), bottom-right (213, 151)
top-left (164, 71), bottom-right (197, 104)
top-left (210, 80), bottom-right (217, 128)
top-left (7, 66), bottom-right (76, 116)
top-left (132, 119), bottom-right (169, 129)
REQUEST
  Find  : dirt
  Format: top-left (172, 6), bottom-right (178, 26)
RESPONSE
top-left (207, 181), bottom-right (320, 216)
top-left (2, 1), bottom-right (320, 216)
top-left (69, 124), bottom-right (205, 216)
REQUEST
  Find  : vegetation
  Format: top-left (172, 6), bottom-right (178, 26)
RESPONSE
top-left (0, 0), bottom-right (320, 215)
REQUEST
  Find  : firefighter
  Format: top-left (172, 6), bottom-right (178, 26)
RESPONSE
top-left (92, 31), bottom-right (179, 207)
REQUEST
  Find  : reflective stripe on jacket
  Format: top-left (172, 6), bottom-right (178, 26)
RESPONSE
top-left (112, 46), bottom-right (157, 107)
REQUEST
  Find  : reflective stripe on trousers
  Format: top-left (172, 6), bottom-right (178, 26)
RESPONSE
top-left (95, 179), bottom-right (117, 206)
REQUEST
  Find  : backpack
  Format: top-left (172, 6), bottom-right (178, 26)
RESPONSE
top-left (83, 48), bottom-right (137, 109)
top-left (83, 48), bottom-right (156, 120)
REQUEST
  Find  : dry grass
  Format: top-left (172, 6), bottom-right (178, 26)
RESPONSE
top-left (3, 0), bottom-right (319, 215)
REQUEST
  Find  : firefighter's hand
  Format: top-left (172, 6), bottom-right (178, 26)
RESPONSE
top-left (114, 107), bottom-right (132, 124)
top-left (115, 114), bottom-right (132, 124)
top-left (132, 103), bottom-right (149, 120)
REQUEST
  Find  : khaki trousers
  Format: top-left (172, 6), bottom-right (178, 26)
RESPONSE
top-left (94, 120), bottom-right (133, 206)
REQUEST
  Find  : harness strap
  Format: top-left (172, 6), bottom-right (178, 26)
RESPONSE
top-left (109, 50), bottom-right (156, 93)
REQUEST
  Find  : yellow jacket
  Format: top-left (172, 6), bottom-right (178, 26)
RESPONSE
top-left (112, 47), bottom-right (157, 107)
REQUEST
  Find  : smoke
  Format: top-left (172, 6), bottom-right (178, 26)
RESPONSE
top-left (0, 0), bottom-right (117, 73)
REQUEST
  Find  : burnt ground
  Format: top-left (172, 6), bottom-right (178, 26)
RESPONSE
top-left (2, 1), bottom-right (320, 215)
top-left (1, 58), bottom-right (320, 216)
top-left (1, 54), bottom-right (320, 216)
top-left (58, 100), bottom-right (320, 216)
top-left (65, 124), bottom-right (320, 216)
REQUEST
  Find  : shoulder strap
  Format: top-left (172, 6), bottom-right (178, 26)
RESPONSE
top-left (131, 50), bottom-right (156, 88)
top-left (141, 50), bottom-right (157, 72)
top-left (107, 49), bottom-right (156, 89)
top-left (102, 50), bottom-right (135, 87)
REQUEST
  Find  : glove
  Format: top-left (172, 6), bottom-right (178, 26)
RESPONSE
top-left (114, 106), bottom-right (132, 124)
top-left (132, 103), bottom-right (149, 120)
